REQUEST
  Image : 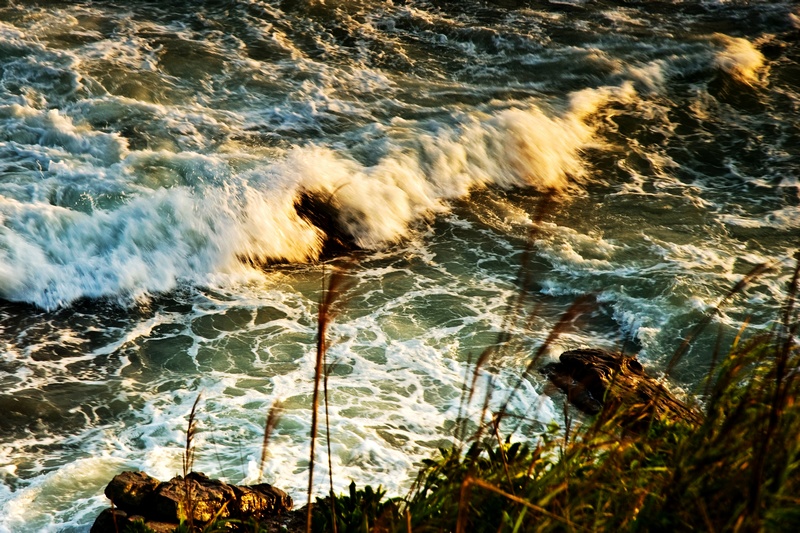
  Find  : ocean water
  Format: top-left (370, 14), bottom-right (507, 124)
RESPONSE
top-left (1, 0), bottom-right (798, 530)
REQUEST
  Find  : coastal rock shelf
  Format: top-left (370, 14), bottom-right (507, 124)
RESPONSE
top-left (91, 471), bottom-right (293, 533)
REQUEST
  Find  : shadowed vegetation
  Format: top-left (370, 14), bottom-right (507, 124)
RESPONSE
top-left (105, 251), bottom-right (800, 533)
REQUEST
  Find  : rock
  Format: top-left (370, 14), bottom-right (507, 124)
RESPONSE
top-left (104, 470), bottom-right (160, 511)
top-left (542, 349), bottom-right (701, 426)
top-left (233, 482), bottom-right (293, 519)
top-left (294, 190), bottom-right (359, 259)
top-left (90, 508), bottom-right (130, 533)
top-left (148, 472), bottom-right (237, 523)
top-left (93, 471), bottom-right (294, 532)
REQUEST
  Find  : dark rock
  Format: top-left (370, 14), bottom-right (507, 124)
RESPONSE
top-left (104, 470), bottom-right (160, 511)
top-left (148, 472), bottom-right (236, 523)
top-left (93, 471), bottom-right (294, 532)
top-left (294, 190), bottom-right (360, 259)
top-left (542, 349), bottom-right (701, 426)
top-left (90, 508), bottom-right (130, 533)
top-left (232, 482), bottom-right (293, 519)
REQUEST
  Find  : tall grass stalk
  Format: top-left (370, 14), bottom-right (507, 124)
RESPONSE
top-left (324, 357), bottom-right (338, 533)
top-left (181, 393), bottom-right (202, 530)
top-left (259, 400), bottom-right (284, 481)
top-left (307, 266), bottom-right (351, 533)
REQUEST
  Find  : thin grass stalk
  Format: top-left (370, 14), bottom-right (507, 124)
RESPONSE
top-left (456, 347), bottom-right (496, 450)
top-left (307, 266), bottom-right (350, 533)
top-left (497, 295), bottom-right (596, 432)
top-left (209, 434), bottom-right (224, 479)
top-left (702, 323), bottom-right (726, 400)
top-left (182, 393), bottom-right (202, 530)
top-left (492, 418), bottom-right (516, 496)
top-left (460, 192), bottom-right (559, 443)
top-left (324, 358), bottom-right (338, 533)
top-left (504, 193), bottom-right (554, 334)
top-left (455, 476), bottom-right (473, 533)
top-left (469, 375), bottom-right (495, 454)
top-left (259, 400), bottom-right (284, 481)
top-left (455, 351), bottom-right (477, 447)
top-left (307, 272), bottom-right (329, 533)
top-left (183, 393), bottom-right (202, 478)
top-left (666, 262), bottom-right (772, 376)
top-left (469, 347), bottom-right (494, 408)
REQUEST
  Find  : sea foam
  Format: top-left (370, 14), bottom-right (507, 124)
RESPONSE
top-left (713, 34), bottom-right (768, 87)
top-left (0, 84), bottom-right (633, 309)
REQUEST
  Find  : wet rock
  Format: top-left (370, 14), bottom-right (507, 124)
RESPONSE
top-left (294, 190), bottom-right (360, 259)
top-left (542, 349), bottom-right (701, 426)
top-left (233, 482), bottom-right (294, 519)
top-left (90, 508), bottom-right (130, 533)
top-left (92, 471), bottom-right (293, 532)
top-left (104, 470), bottom-right (160, 511)
top-left (148, 472), bottom-right (237, 523)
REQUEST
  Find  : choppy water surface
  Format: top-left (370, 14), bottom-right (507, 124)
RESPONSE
top-left (1, 0), bottom-right (798, 530)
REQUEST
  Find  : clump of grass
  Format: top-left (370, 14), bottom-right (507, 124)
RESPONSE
top-left (391, 327), bottom-right (798, 532)
top-left (312, 482), bottom-right (401, 533)
top-left (307, 253), bottom-right (799, 533)
top-left (321, 256), bottom-right (792, 533)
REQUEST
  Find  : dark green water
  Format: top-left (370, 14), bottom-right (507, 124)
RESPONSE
top-left (0, 0), bottom-right (798, 529)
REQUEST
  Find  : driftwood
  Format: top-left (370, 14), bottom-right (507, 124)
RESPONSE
top-left (542, 349), bottom-right (702, 427)
top-left (91, 471), bottom-right (293, 533)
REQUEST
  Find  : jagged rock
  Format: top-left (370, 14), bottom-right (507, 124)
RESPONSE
top-left (92, 471), bottom-right (293, 532)
top-left (104, 470), bottom-right (160, 511)
top-left (149, 472), bottom-right (237, 523)
top-left (90, 508), bottom-right (130, 533)
top-left (294, 190), bottom-right (359, 259)
top-left (233, 483), bottom-right (294, 519)
top-left (542, 349), bottom-right (701, 426)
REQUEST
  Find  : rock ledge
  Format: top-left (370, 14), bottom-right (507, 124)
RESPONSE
top-left (91, 471), bottom-right (293, 533)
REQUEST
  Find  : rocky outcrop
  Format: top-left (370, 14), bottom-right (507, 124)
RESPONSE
top-left (294, 190), bottom-right (360, 259)
top-left (542, 349), bottom-right (701, 427)
top-left (91, 471), bottom-right (293, 533)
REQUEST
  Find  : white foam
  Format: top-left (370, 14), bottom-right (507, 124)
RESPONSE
top-left (0, 81), bottom-right (634, 309)
top-left (721, 207), bottom-right (800, 231)
top-left (713, 34), bottom-right (768, 87)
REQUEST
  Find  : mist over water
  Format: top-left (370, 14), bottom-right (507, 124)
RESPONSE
top-left (1, 0), bottom-right (799, 530)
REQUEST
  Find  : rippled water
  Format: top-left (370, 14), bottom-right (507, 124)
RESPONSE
top-left (1, 0), bottom-right (798, 530)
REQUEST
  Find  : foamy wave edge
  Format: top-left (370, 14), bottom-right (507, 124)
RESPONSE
top-left (0, 84), bottom-right (636, 309)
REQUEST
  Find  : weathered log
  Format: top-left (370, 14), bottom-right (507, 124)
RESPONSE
top-left (542, 349), bottom-right (701, 426)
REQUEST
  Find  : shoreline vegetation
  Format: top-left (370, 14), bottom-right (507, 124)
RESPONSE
top-left (90, 191), bottom-right (800, 533)
top-left (91, 249), bottom-right (800, 532)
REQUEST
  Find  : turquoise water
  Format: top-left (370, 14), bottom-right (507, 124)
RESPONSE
top-left (1, 1), bottom-right (798, 530)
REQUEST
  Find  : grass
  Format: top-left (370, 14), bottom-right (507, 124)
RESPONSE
top-left (398, 330), bottom-right (798, 532)
top-left (123, 247), bottom-right (799, 533)
top-left (303, 256), bottom-right (799, 532)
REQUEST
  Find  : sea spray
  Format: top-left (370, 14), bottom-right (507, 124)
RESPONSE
top-left (0, 84), bottom-right (630, 308)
